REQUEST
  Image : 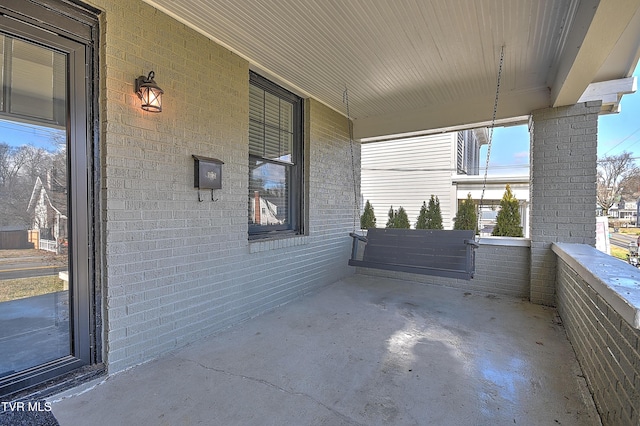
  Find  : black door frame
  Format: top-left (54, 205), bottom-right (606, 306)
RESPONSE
top-left (0, 0), bottom-right (101, 398)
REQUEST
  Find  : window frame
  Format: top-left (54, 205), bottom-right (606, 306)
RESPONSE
top-left (248, 71), bottom-right (304, 238)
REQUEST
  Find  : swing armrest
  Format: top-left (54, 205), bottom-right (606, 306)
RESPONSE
top-left (349, 232), bottom-right (367, 264)
top-left (464, 239), bottom-right (479, 248)
top-left (349, 232), bottom-right (368, 243)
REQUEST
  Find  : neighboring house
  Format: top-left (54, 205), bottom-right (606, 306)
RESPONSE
top-left (361, 129), bottom-right (486, 229)
top-left (361, 129), bottom-right (487, 228)
top-left (452, 175), bottom-right (530, 237)
top-left (26, 175), bottom-right (67, 247)
top-left (362, 130), bottom-right (529, 234)
top-left (250, 191), bottom-right (283, 225)
top-left (608, 199), bottom-right (637, 225)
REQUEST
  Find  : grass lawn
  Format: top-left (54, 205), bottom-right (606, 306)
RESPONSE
top-left (0, 276), bottom-right (65, 303)
top-left (617, 228), bottom-right (640, 236)
top-left (610, 246), bottom-right (630, 262)
top-left (0, 249), bottom-right (42, 259)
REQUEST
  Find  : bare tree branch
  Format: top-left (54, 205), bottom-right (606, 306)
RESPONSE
top-left (597, 151), bottom-right (639, 215)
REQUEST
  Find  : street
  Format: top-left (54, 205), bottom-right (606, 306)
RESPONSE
top-left (0, 250), bottom-right (66, 280)
top-left (609, 231), bottom-right (638, 250)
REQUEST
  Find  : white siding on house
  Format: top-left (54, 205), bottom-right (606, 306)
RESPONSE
top-left (361, 134), bottom-right (457, 229)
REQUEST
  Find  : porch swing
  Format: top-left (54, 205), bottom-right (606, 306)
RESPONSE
top-left (346, 46), bottom-right (506, 281)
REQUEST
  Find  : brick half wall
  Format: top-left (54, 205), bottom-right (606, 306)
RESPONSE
top-left (555, 244), bottom-right (640, 426)
top-left (357, 237), bottom-right (530, 298)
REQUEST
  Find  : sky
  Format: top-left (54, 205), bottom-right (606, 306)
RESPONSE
top-left (482, 61), bottom-right (640, 176)
top-left (0, 119), bottom-right (64, 151)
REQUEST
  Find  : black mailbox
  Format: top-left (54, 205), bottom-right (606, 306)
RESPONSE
top-left (193, 155), bottom-right (223, 190)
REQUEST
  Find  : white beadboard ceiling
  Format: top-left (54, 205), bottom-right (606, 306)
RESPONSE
top-left (144, 0), bottom-right (640, 139)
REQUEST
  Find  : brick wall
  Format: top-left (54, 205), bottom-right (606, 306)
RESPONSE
top-left (556, 257), bottom-right (640, 426)
top-left (357, 239), bottom-right (530, 298)
top-left (89, 0), bottom-right (357, 372)
top-left (529, 102), bottom-right (599, 305)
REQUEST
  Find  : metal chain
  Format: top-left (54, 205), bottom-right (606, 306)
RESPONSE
top-left (344, 87), bottom-right (359, 231)
top-left (478, 45), bottom-right (505, 232)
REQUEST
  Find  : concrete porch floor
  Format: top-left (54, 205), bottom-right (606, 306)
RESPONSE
top-left (51, 275), bottom-right (600, 426)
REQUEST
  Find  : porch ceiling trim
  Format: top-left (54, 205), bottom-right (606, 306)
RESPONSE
top-left (353, 86), bottom-right (549, 141)
top-left (550, 0), bottom-right (640, 108)
top-left (578, 77), bottom-right (638, 113)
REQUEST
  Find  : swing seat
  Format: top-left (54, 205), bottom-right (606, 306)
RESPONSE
top-left (348, 228), bottom-right (479, 280)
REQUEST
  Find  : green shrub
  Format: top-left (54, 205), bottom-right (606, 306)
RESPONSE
top-left (492, 184), bottom-right (523, 237)
top-left (395, 206), bottom-right (410, 228)
top-left (416, 195), bottom-right (443, 229)
top-left (360, 200), bottom-right (377, 229)
top-left (454, 193), bottom-right (477, 232)
top-left (386, 205), bottom-right (410, 228)
top-left (416, 201), bottom-right (428, 229)
top-left (386, 206), bottom-right (396, 228)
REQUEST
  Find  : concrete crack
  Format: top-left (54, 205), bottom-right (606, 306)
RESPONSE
top-left (180, 357), bottom-right (366, 426)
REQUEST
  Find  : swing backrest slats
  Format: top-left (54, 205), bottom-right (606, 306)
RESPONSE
top-left (348, 228), bottom-right (478, 280)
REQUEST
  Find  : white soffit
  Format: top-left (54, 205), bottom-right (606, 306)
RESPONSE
top-left (144, 0), bottom-right (640, 139)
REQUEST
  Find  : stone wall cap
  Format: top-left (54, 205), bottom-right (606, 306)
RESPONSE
top-left (478, 236), bottom-right (531, 247)
top-left (552, 242), bottom-right (640, 329)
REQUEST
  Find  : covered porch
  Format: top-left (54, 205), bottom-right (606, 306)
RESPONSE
top-left (1, 0), bottom-right (639, 425)
top-left (51, 273), bottom-right (598, 426)
top-left (45, 237), bottom-right (638, 425)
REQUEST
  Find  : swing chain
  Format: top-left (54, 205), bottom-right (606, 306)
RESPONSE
top-left (478, 45), bottom-right (505, 232)
top-left (344, 87), bottom-right (360, 231)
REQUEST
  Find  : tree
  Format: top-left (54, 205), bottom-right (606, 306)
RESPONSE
top-left (21, 145), bottom-right (54, 184)
top-left (428, 195), bottom-right (443, 229)
top-left (386, 205), bottom-right (396, 228)
top-left (0, 143), bottom-right (26, 188)
top-left (416, 195), bottom-right (443, 229)
top-left (386, 205), bottom-right (410, 228)
top-left (395, 206), bottom-right (410, 228)
top-left (0, 141), bottom-right (63, 228)
top-left (415, 201), bottom-right (428, 229)
top-left (619, 170), bottom-right (640, 201)
top-left (453, 193), bottom-right (477, 232)
top-left (492, 184), bottom-right (523, 237)
top-left (597, 152), bottom-right (639, 215)
top-left (360, 200), bottom-right (376, 229)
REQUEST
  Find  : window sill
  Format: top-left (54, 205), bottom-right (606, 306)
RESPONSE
top-left (248, 234), bottom-right (309, 253)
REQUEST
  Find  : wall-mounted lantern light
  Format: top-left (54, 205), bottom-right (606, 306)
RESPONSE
top-left (135, 71), bottom-right (163, 112)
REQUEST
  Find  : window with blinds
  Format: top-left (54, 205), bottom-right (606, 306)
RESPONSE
top-left (456, 130), bottom-right (481, 176)
top-left (456, 132), bottom-right (465, 174)
top-left (0, 35), bottom-right (66, 127)
top-left (248, 72), bottom-right (303, 237)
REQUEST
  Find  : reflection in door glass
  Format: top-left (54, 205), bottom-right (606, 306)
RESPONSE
top-left (0, 34), bottom-right (70, 378)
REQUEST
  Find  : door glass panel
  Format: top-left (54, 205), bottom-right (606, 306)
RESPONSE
top-left (0, 37), bottom-right (4, 111)
top-left (0, 35), bottom-right (69, 378)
